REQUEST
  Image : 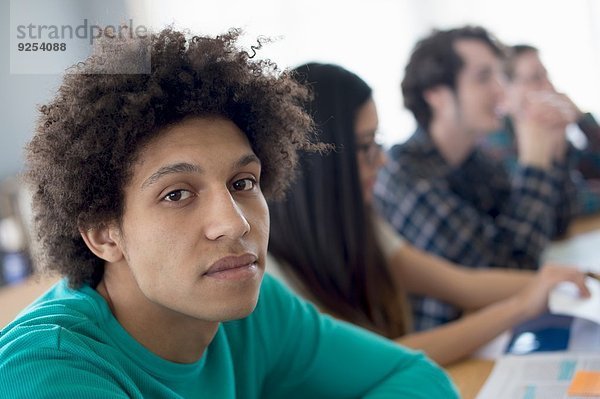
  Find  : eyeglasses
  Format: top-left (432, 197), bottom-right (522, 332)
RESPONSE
top-left (356, 141), bottom-right (383, 165)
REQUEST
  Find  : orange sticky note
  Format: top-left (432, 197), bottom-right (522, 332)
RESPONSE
top-left (568, 371), bottom-right (600, 397)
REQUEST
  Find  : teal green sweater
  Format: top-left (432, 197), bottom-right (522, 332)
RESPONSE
top-left (0, 275), bottom-right (457, 398)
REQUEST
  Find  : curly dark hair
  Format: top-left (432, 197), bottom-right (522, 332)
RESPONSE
top-left (25, 27), bottom-right (318, 287)
top-left (401, 25), bottom-right (505, 130)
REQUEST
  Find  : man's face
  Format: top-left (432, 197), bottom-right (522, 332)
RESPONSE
top-left (449, 39), bottom-right (505, 136)
top-left (505, 50), bottom-right (554, 115)
top-left (112, 117), bottom-right (269, 322)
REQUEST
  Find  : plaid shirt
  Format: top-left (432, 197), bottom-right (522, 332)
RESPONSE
top-left (374, 128), bottom-right (577, 331)
top-left (481, 114), bottom-right (600, 215)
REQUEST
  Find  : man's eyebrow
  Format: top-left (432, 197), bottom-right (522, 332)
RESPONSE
top-left (141, 163), bottom-right (203, 189)
top-left (140, 154), bottom-right (260, 190)
top-left (233, 153), bottom-right (261, 170)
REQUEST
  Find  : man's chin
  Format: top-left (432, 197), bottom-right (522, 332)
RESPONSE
top-left (219, 297), bottom-right (261, 322)
top-left (217, 275), bottom-right (264, 322)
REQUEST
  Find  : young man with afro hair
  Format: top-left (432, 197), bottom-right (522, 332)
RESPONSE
top-left (0, 27), bottom-right (457, 398)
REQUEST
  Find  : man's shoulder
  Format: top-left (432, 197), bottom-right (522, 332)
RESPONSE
top-left (0, 285), bottom-right (133, 399)
top-left (1, 280), bottom-right (106, 356)
top-left (385, 133), bottom-right (446, 182)
top-left (380, 145), bottom-right (446, 192)
top-left (387, 140), bottom-right (427, 166)
top-left (0, 302), bottom-right (110, 391)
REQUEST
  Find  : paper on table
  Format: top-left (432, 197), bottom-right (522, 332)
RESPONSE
top-left (542, 229), bottom-right (600, 272)
top-left (476, 353), bottom-right (600, 399)
top-left (549, 277), bottom-right (600, 324)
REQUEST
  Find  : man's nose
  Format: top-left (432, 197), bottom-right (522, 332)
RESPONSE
top-left (203, 189), bottom-right (251, 241)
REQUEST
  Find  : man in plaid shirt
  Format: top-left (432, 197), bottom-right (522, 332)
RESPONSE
top-left (375, 27), bottom-right (578, 331)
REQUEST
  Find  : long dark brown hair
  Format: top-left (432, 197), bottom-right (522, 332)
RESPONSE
top-left (268, 63), bottom-right (409, 338)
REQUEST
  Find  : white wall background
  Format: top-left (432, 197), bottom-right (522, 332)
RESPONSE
top-left (1, 0), bottom-right (131, 179)
top-left (129, 0), bottom-right (600, 148)
top-left (2, 0), bottom-right (599, 178)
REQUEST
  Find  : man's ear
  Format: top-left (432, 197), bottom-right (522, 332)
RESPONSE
top-left (423, 86), bottom-right (452, 110)
top-left (79, 223), bottom-right (124, 263)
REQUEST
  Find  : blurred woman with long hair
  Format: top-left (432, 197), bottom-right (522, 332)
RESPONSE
top-left (268, 62), bottom-right (589, 366)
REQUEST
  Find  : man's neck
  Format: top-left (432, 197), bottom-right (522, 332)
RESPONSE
top-left (97, 266), bottom-right (219, 364)
top-left (428, 119), bottom-right (476, 166)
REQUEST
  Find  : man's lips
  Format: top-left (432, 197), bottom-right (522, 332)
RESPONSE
top-left (204, 253), bottom-right (258, 276)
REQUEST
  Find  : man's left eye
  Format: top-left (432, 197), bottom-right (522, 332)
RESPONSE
top-left (232, 178), bottom-right (256, 191)
top-left (163, 190), bottom-right (193, 202)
